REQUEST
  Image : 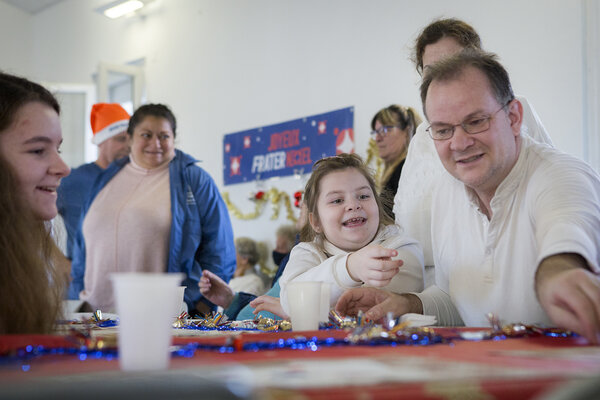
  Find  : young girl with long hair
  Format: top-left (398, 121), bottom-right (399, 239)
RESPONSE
top-left (279, 153), bottom-right (423, 316)
top-left (0, 72), bottom-right (70, 334)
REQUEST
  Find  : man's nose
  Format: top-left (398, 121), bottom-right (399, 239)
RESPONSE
top-left (449, 126), bottom-right (474, 152)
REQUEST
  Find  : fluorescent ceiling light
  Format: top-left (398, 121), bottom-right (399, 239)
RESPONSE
top-left (103, 0), bottom-right (144, 19)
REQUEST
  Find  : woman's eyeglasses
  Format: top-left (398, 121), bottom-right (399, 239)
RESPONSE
top-left (370, 126), bottom-right (397, 138)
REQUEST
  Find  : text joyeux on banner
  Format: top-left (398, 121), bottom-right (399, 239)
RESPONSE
top-left (223, 107), bottom-right (354, 185)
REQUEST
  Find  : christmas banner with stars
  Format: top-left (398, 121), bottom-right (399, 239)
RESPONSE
top-left (223, 106), bottom-right (354, 185)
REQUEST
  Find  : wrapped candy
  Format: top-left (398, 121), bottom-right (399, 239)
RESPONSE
top-left (329, 309), bottom-right (356, 329)
top-left (66, 326), bottom-right (118, 350)
top-left (172, 311), bottom-right (189, 328)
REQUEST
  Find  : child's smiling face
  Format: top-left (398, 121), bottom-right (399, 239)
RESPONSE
top-left (309, 167), bottom-right (380, 252)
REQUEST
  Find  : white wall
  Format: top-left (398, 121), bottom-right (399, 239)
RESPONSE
top-left (0, 2), bottom-right (33, 76)
top-left (0, 0), bottom-right (587, 248)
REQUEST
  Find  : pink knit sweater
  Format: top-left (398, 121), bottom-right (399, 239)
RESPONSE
top-left (80, 158), bottom-right (172, 312)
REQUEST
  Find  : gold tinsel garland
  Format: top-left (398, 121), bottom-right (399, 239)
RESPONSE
top-left (224, 141), bottom-right (383, 222)
top-left (222, 188), bottom-right (298, 223)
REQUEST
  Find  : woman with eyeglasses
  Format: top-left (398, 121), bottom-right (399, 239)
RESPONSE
top-left (370, 105), bottom-right (422, 218)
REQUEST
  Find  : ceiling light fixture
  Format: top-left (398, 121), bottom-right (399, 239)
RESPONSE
top-left (100, 0), bottom-right (144, 19)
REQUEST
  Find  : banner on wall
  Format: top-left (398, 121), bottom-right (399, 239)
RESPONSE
top-left (223, 106), bottom-right (354, 185)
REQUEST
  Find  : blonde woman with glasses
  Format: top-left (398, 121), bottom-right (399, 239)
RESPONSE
top-left (369, 105), bottom-right (422, 218)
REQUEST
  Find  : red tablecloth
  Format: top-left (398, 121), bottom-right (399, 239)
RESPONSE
top-left (1, 328), bottom-right (599, 400)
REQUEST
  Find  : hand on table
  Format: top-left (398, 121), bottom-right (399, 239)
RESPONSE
top-left (249, 295), bottom-right (288, 320)
top-left (536, 254), bottom-right (600, 344)
top-left (346, 244), bottom-right (403, 287)
top-left (198, 270), bottom-right (234, 309)
top-left (335, 287), bottom-right (421, 323)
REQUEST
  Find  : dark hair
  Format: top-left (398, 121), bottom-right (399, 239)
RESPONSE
top-left (301, 153), bottom-right (394, 242)
top-left (413, 18), bottom-right (482, 74)
top-left (127, 103), bottom-right (177, 137)
top-left (371, 104), bottom-right (423, 140)
top-left (0, 72), bottom-right (64, 334)
top-left (0, 72), bottom-right (60, 132)
top-left (420, 49), bottom-right (515, 118)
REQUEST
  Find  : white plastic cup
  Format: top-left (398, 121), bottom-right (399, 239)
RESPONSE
top-left (111, 272), bottom-right (184, 371)
top-left (172, 286), bottom-right (186, 318)
top-left (319, 282), bottom-right (332, 323)
top-left (286, 281), bottom-right (322, 331)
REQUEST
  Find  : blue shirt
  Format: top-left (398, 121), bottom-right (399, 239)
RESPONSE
top-left (57, 162), bottom-right (103, 259)
top-left (235, 281), bottom-right (282, 321)
top-left (225, 252), bottom-right (290, 320)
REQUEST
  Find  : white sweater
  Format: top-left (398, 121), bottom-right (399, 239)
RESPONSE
top-left (419, 135), bottom-right (600, 327)
top-left (279, 224), bottom-right (424, 315)
top-left (394, 96), bottom-right (554, 288)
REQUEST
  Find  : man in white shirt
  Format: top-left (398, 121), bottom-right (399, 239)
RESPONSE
top-left (336, 50), bottom-right (600, 344)
top-left (393, 18), bottom-right (554, 288)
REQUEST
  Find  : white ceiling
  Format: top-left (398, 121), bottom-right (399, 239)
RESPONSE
top-left (1, 0), bottom-right (65, 14)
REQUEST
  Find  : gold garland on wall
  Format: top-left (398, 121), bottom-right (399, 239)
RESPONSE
top-left (222, 192), bottom-right (265, 220)
top-left (222, 188), bottom-right (298, 223)
top-left (224, 141), bottom-right (383, 223)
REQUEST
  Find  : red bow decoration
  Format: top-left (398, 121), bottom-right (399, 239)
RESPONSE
top-left (294, 191), bottom-right (303, 208)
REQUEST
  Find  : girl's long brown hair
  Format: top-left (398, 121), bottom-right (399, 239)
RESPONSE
top-left (0, 72), bottom-right (64, 334)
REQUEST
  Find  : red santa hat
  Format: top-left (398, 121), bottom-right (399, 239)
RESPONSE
top-left (90, 103), bottom-right (130, 145)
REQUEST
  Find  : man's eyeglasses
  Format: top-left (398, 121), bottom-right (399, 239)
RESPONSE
top-left (370, 125), bottom-right (397, 138)
top-left (426, 102), bottom-right (510, 141)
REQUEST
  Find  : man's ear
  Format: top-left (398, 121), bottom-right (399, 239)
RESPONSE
top-left (308, 212), bottom-right (321, 233)
top-left (507, 98), bottom-right (523, 137)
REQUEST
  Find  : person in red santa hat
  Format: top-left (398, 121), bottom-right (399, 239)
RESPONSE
top-left (57, 103), bottom-right (130, 262)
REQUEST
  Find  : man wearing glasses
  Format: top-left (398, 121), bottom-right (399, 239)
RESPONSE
top-left (394, 19), bottom-right (553, 291)
top-left (336, 50), bottom-right (600, 344)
